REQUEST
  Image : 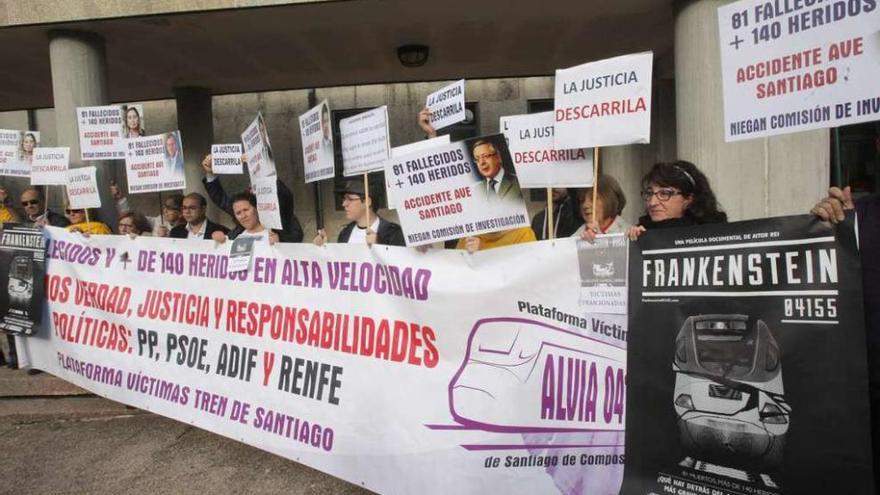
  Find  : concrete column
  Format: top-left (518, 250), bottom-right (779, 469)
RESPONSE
top-left (48, 31), bottom-right (117, 228)
top-left (675, 0), bottom-right (828, 220)
top-left (174, 87), bottom-right (225, 224)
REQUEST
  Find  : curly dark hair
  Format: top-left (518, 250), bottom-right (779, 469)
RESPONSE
top-left (641, 161), bottom-right (727, 224)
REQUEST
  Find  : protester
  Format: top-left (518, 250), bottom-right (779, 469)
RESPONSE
top-left (65, 205), bottom-right (111, 235)
top-left (117, 211), bottom-right (153, 237)
top-left (575, 175), bottom-right (629, 241)
top-left (19, 187), bottom-right (69, 228)
top-left (201, 154), bottom-right (303, 242)
top-left (531, 188), bottom-right (582, 240)
top-left (170, 193), bottom-right (229, 240)
top-left (123, 105), bottom-right (145, 138)
top-left (211, 191), bottom-right (279, 244)
top-left (0, 186), bottom-right (21, 223)
top-left (626, 161), bottom-right (726, 240)
top-left (113, 183), bottom-right (184, 237)
top-left (313, 180), bottom-right (404, 247)
top-left (811, 185), bottom-right (879, 489)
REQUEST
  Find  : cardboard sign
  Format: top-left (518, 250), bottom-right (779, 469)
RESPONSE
top-left (66, 166), bottom-right (101, 210)
top-left (384, 135), bottom-right (451, 210)
top-left (125, 131), bottom-right (187, 193)
top-left (501, 112), bottom-right (593, 188)
top-left (426, 79), bottom-right (466, 130)
top-left (211, 144), bottom-right (243, 175)
top-left (30, 147), bottom-right (70, 186)
top-left (340, 106), bottom-right (390, 176)
top-left (0, 130), bottom-right (40, 178)
top-left (77, 105), bottom-right (126, 160)
top-left (241, 113), bottom-right (277, 182)
top-left (298, 100), bottom-right (336, 183)
top-left (253, 177), bottom-right (282, 230)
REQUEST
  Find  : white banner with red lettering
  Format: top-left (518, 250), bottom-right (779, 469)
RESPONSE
top-left (21, 228), bottom-right (627, 495)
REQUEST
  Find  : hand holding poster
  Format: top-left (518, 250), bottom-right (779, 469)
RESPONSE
top-left (554, 52), bottom-right (653, 149)
top-left (340, 106), bottom-right (390, 176)
top-left (298, 101), bottom-right (336, 183)
top-left (31, 147), bottom-right (70, 186)
top-left (241, 113), bottom-right (277, 182)
top-left (125, 131), bottom-right (187, 193)
top-left (718, 0), bottom-right (880, 141)
top-left (66, 166), bottom-right (101, 210)
top-left (77, 105), bottom-right (125, 160)
top-left (501, 112), bottom-right (593, 188)
top-left (622, 215), bottom-right (874, 494)
top-left (0, 130), bottom-right (40, 178)
top-left (426, 79), bottom-right (466, 130)
top-left (253, 177), bottom-right (282, 230)
top-left (210, 144), bottom-right (243, 175)
top-left (386, 134), bottom-right (530, 246)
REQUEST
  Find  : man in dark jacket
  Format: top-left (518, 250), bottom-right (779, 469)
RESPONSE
top-left (314, 180), bottom-right (404, 247)
top-left (20, 187), bottom-right (69, 228)
top-left (530, 188), bottom-right (582, 240)
top-left (170, 193), bottom-right (229, 240)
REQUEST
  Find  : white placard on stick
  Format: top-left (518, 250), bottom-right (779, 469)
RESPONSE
top-left (241, 113), bottom-right (277, 182)
top-left (254, 177), bottom-right (282, 230)
top-left (66, 166), bottom-right (101, 210)
top-left (554, 52), bottom-right (653, 149)
top-left (298, 100), bottom-right (336, 184)
top-left (124, 131), bottom-right (187, 194)
top-left (340, 106), bottom-right (390, 177)
top-left (501, 112), bottom-right (593, 188)
top-left (718, 0), bottom-right (880, 141)
top-left (31, 147), bottom-right (70, 186)
top-left (211, 144), bottom-right (243, 175)
top-left (0, 130), bottom-right (39, 178)
top-left (384, 135), bottom-right (451, 210)
top-left (426, 79), bottom-right (466, 131)
top-left (77, 105), bottom-right (126, 160)
top-left (386, 134), bottom-right (530, 246)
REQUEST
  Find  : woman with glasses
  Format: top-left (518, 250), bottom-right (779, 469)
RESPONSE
top-left (627, 161), bottom-right (727, 240)
top-left (64, 205), bottom-right (112, 235)
top-left (117, 211), bottom-right (153, 237)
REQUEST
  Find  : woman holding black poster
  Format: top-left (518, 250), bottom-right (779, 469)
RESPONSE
top-left (626, 161), bottom-right (726, 240)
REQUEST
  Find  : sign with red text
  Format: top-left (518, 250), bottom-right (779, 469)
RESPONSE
top-left (66, 166), bottom-right (101, 210)
top-left (31, 147), bottom-right (70, 186)
top-left (387, 134), bottom-right (529, 246)
top-left (384, 135), bottom-right (450, 210)
top-left (210, 144), bottom-right (243, 175)
top-left (501, 112), bottom-right (593, 188)
top-left (24, 228), bottom-right (628, 495)
top-left (298, 101), bottom-right (336, 184)
top-left (554, 52), bottom-right (653, 149)
top-left (77, 105), bottom-right (126, 160)
top-left (340, 106), bottom-right (390, 176)
top-left (253, 177), bottom-right (282, 230)
top-left (426, 79), bottom-right (466, 130)
top-left (124, 132), bottom-right (187, 193)
top-left (719, 0), bottom-right (880, 141)
top-left (241, 113), bottom-right (277, 182)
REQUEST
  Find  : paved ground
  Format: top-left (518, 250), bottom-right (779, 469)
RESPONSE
top-left (0, 366), bottom-right (371, 495)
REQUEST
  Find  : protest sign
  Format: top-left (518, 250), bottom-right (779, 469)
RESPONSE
top-left (253, 177), bottom-right (282, 230)
top-left (340, 106), bottom-right (390, 176)
top-left (501, 112), bottom-right (593, 188)
top-left (386, 134), bottom-right (529, 246)
top-left (31, 147), bottom-right (70, 186)
top-left (384, 135), bottom-right (451, 210)
top-left (66, 166), bottom-right (101, 210)
top-left (577, 234), bottom-right (627, 315)
top-left (228, 237), bottom-right (257, 273)
top-left (211, 144), bottom-right (243, 175)
top-left (622, 215), bottom-right (874, 495)
top-left (0, 130), bottom-right (40, 178)
top-left (77, 105), bottom-right (126, 160)
top-left (0, 226), bottom-right (45, 336)
top-left (426, 79), bottom-right (466, 130)
top-left (719, 0), bottom-right (880, 141)
top-left (298, 101), bottom-right (336, 183)
top-left (554, 52), bottom-right (653, 149)
top-left (241, 113), bottom-right (277, 182)
top-left (24, 229), bottom-right (628, 495)
top-left (125, 132), bottom-right (187, 194)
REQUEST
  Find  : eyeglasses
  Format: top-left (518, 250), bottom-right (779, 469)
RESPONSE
top-left (65, 209), bottom-right (84, 214)
top-left (641, 189), bottom-right (683, 202)
top-left (342, 194), bottom-right (362, 203)
top-left (21, 199), bottom-right (40, 206)
top-left (118, 222), bottom-right (135, 229)
top-left (474, 151), bottom-right (498, 161)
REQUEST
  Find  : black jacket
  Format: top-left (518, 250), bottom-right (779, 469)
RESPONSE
top-left (337, 216), bottom-right (405, 246)
top-left (28, 210), bottom-right (70, 228)
top-left (202, 176), bottom-right (304, 242)
top-left (531, 194), bottom-right (582, 240)
top-left (169, 219), bottom-right (228, 240)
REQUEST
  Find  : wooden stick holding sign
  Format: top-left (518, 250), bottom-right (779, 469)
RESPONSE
top-left (44, 185), bottom-right (49, 215)
top-left (363, 173), bottom-right (371, 228)
top-left (546, 187), bottom-right (555, 240)
top-left (591, 147), bottom-right (600, 225)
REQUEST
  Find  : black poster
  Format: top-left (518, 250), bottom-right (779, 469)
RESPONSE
top-left (0, 225), bottom-right (46, 335)
top-left (622, 214), bottom-right (874, 495)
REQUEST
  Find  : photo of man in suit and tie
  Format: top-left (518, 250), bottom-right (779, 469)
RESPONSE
top-left (468, 136), bottom-right (522, 204)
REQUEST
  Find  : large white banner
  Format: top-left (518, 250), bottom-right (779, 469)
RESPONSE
top-left (77, 105), bottom-right (126, 160)
top-left (340, 106), bottom-right (390, 177)
top-left (298, 101), bottom-right (336, 184)
top-left (719, 0), bottom-right (880, 141)
top-left (387, 134), bottom-right (530, 246)
top-left (501, 112), bottom-right (593, 188)
top-left (22, 228), bottom-right (628, 495)
top-left (426, 79), bottom-right (466, 130)
top-left (554, 52), bottom-right (653, 149)
top-left (124, 131), bottom-right (187, 193)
